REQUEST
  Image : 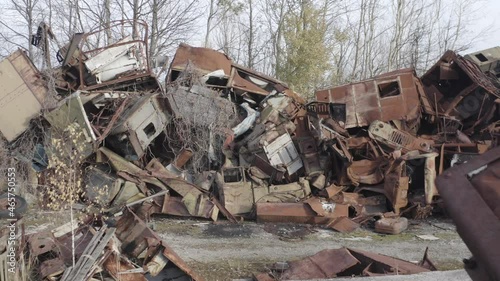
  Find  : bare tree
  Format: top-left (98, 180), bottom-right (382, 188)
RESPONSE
top-left (204, 0), bottom-right (243, 48)
top-left (0, 0), bottom-right (40, 59)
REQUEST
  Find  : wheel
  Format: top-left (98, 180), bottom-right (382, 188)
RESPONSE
top-left (0, 193), bottom-right (28, 219)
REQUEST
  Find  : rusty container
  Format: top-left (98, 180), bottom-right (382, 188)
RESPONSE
top-left (374, 217), bottom-right (408, 235)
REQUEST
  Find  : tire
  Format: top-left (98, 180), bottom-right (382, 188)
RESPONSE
top-left (0, 193), bottom-right (28, 219)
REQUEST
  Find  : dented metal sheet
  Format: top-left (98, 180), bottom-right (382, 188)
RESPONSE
top-left (262, 178), bottom-right (311, 203)
top-left (280, 248), bottom-right (360, 279)
top-left (168, 43), bottom-right (232, 81)
top-left (99, 147), bottom-right (167, 190)
top-left (421, 50), bottom-right (500, 128)
top-left (436, 146), bottom-right (500, 281)
top-left (168, 43), bottom-right (304, 102)
top-left (326, 217), bottom-right (360, 233)
top-left (315, 69), bottom-right (422, 129)
top-left (40, 258), bottom-right (65, 279)
top-left (347, 248), bottom-right (431, 275)
top-left (153, 176), bottom-right (218, 220)
top-left (369, 120), bottom-right (434, 153)
top-left (216, 167), bottom-right (253, 215)
top-left (384, 159), bottom-right (409, 214)
top-left (347, 158), bottom-right (386, 186)
top-left (266, 247), bottom-right (431, 280)
top-left (256, 201), bottom-right (348, 224)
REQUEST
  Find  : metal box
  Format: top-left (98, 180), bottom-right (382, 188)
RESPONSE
top-left (374, 217), bottom-right (408, 235)
top-left (0, 50), bottom-right (48, 141)
top-left (109, 94), bottom-right (170, 160)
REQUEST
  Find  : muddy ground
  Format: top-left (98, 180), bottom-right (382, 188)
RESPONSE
top-left (24, 210), bottom-right (470, 281)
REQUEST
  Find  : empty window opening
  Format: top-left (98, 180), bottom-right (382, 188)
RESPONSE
top-left (378, 81), bottom-right (401, 98)
top-left (475, 53), bottom-right (488, 62)
top-left (143, 123), bottom-right (156, 138)
top-left (223, 168), bottom-right (243, 182)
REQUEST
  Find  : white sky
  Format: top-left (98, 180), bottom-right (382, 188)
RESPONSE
top-left (466, 0), bottom-right (500, 53)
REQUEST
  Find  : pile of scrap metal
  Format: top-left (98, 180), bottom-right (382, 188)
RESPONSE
top-left (254, 247), bottom-right (436, 280)
top-left (1, 18), bottom-right (500, 279)
top-left (25, 208), bottom-right (203, 281)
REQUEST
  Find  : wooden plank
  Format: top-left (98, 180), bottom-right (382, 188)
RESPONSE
top-left (61, 225), bottom-right (109, 281)
top-left (0, 251), bottom-right (8, 281)
top-left (75, 228), bottom-right (116, 280)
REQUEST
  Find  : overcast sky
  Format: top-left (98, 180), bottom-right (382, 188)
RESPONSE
top-left (467, 0), bottom-right (500, 52)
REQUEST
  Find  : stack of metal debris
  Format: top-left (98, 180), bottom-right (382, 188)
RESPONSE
top-left (255, 247), bottom-right (436, 280)
top-left (24, 209), bottom-right (203, 281)
top-left (1, 20), bottom-right (500, 280)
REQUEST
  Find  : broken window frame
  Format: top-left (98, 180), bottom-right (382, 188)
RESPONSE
top-left (377, 79), bottom-right (402, 99)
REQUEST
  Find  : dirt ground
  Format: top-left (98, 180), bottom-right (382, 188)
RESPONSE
top-left (23, 210), bottom-right (471, 281)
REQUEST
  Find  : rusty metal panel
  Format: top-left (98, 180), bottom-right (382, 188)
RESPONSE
top-left (315, 69), bottom-right (421, 128)
top-left (301, 152), bottom-right (322, 175)
top-left (256, 202), bottom-right (348, 224)
top-left (347, 158), bottom-right (386, 186)
top-left (369, 120), bottom-right (434, 153)
top-left (306, 102), bottom-right (346, 122)
top-left (103, 252), bottom-right (147, 281)
top-left (116, 208), bottom-right (205, 281)
top-left (251, 154), bottom-right (286, 183)
top-left (337, 192), bottom-right (388, 216)
top-left (40, 258), bottom-right (65, 279)
top-left (216, 167), bottom-right (253, 215)
top-left (347, 248), bottom-right (430, 275)
top-left (421, 50), bottom-right (500, 122)
top-left (262, 178), bottom-right (311, 203)
top-left (0, 50), bottom-right (48, 141)
top-left (55, 226), bottom-right (95, 265)
top-left (231, 67), bottom-right (273, 96)
top-left (384, 161), bottom-right (409, 214)
top-left (436, 146), bottom-right (500, 281)
top-left (294, 115), bottom-right (310, 137)
top-left (296, 137), bottom-right (317, 154)
top-left (168, 43), bottom-right (232, 81)
top-left (168, 44), bottom-right (304, 101)
top-left (379, 72), bottom-right (421, 122)
top-left (280, 248), bottom-right (360, 279)
top-left (28, 232), bottom-right (58, 257)
top-left (160, 196), bottom-right (191, 216)
top-left (326, 217), bottom-right (360, 233)
top-left (109, 94), bottom-right (170, 160)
